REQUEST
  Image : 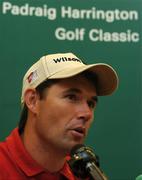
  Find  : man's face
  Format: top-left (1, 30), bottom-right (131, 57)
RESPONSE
top-left (34, 74), bottom-right (97, 154)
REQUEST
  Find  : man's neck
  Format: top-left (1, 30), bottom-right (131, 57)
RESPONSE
top-left (21, 124), bottom-right (67, 173)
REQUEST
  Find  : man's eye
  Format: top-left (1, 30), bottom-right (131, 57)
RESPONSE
top-left (87, 100), bottom-right (96, 109)
top-left (66, 94), bottom-right (78, 101)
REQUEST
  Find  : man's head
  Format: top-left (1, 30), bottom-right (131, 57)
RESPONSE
top-left (19, 52), bottom-right (118, 153)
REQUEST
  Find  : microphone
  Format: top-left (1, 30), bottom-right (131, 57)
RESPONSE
top-left (68, 144), bottom-right (108, 180)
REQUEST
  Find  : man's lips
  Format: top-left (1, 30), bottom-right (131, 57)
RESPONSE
top-left (69, 127), bottom-right (86, 137)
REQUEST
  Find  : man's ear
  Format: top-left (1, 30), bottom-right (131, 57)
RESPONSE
top-left (23, 89), bottom-right (39, 113)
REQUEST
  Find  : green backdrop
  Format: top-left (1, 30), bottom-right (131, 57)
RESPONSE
top-left (0, 0), bottom-right (141, 179)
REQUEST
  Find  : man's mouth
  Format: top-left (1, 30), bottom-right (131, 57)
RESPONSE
top-left (70, 127), bottom-right (86, 138)
top-left (74, 127), bottom-right (85, 134)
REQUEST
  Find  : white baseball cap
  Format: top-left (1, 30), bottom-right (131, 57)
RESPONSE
top-left (21, 52), bottom-right (119, 104)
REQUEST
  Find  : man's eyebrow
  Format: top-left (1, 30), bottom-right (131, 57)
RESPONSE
top-left (63, 88), bottom-right (82, 94)
top-left (63, 88), bottom-right (98, 102)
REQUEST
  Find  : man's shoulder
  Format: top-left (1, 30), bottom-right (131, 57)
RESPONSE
top-left (0, 129), bottom-right (17, 166)
top-left (0, 143), bottom-right (20, 178)
top-left (0, 141), bottom-right (12, 178)
top-left (0, 136), bottom-right (21, 178)
top-left (0, 140), bottom-right (7, 151)
top-left (0, 140), bottom-right (10, 162)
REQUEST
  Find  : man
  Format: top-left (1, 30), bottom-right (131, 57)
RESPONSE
top-left (0, 52), bottom-right (118, 179)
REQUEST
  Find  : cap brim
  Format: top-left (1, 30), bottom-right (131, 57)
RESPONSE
top-left (48, 63), bottom-right (118, 96)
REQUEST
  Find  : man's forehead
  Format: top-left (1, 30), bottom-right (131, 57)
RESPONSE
top-left (57, 78), bottom-right (97, 96)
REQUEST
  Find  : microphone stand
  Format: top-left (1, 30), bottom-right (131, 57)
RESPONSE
top-left (86, 162), bottom-right (108, 180)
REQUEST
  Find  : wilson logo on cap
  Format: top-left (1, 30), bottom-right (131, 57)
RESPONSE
top-left (52, 57), bottom-right (82, 63)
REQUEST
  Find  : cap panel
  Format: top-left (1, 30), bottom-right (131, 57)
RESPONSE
top-left (44, 53), bottom-right (83, 77)
top-left (48, 64), bottom-right (93, 79)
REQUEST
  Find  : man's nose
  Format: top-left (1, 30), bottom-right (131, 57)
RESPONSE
top-left (77, 102), bottom-right (93, 122)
